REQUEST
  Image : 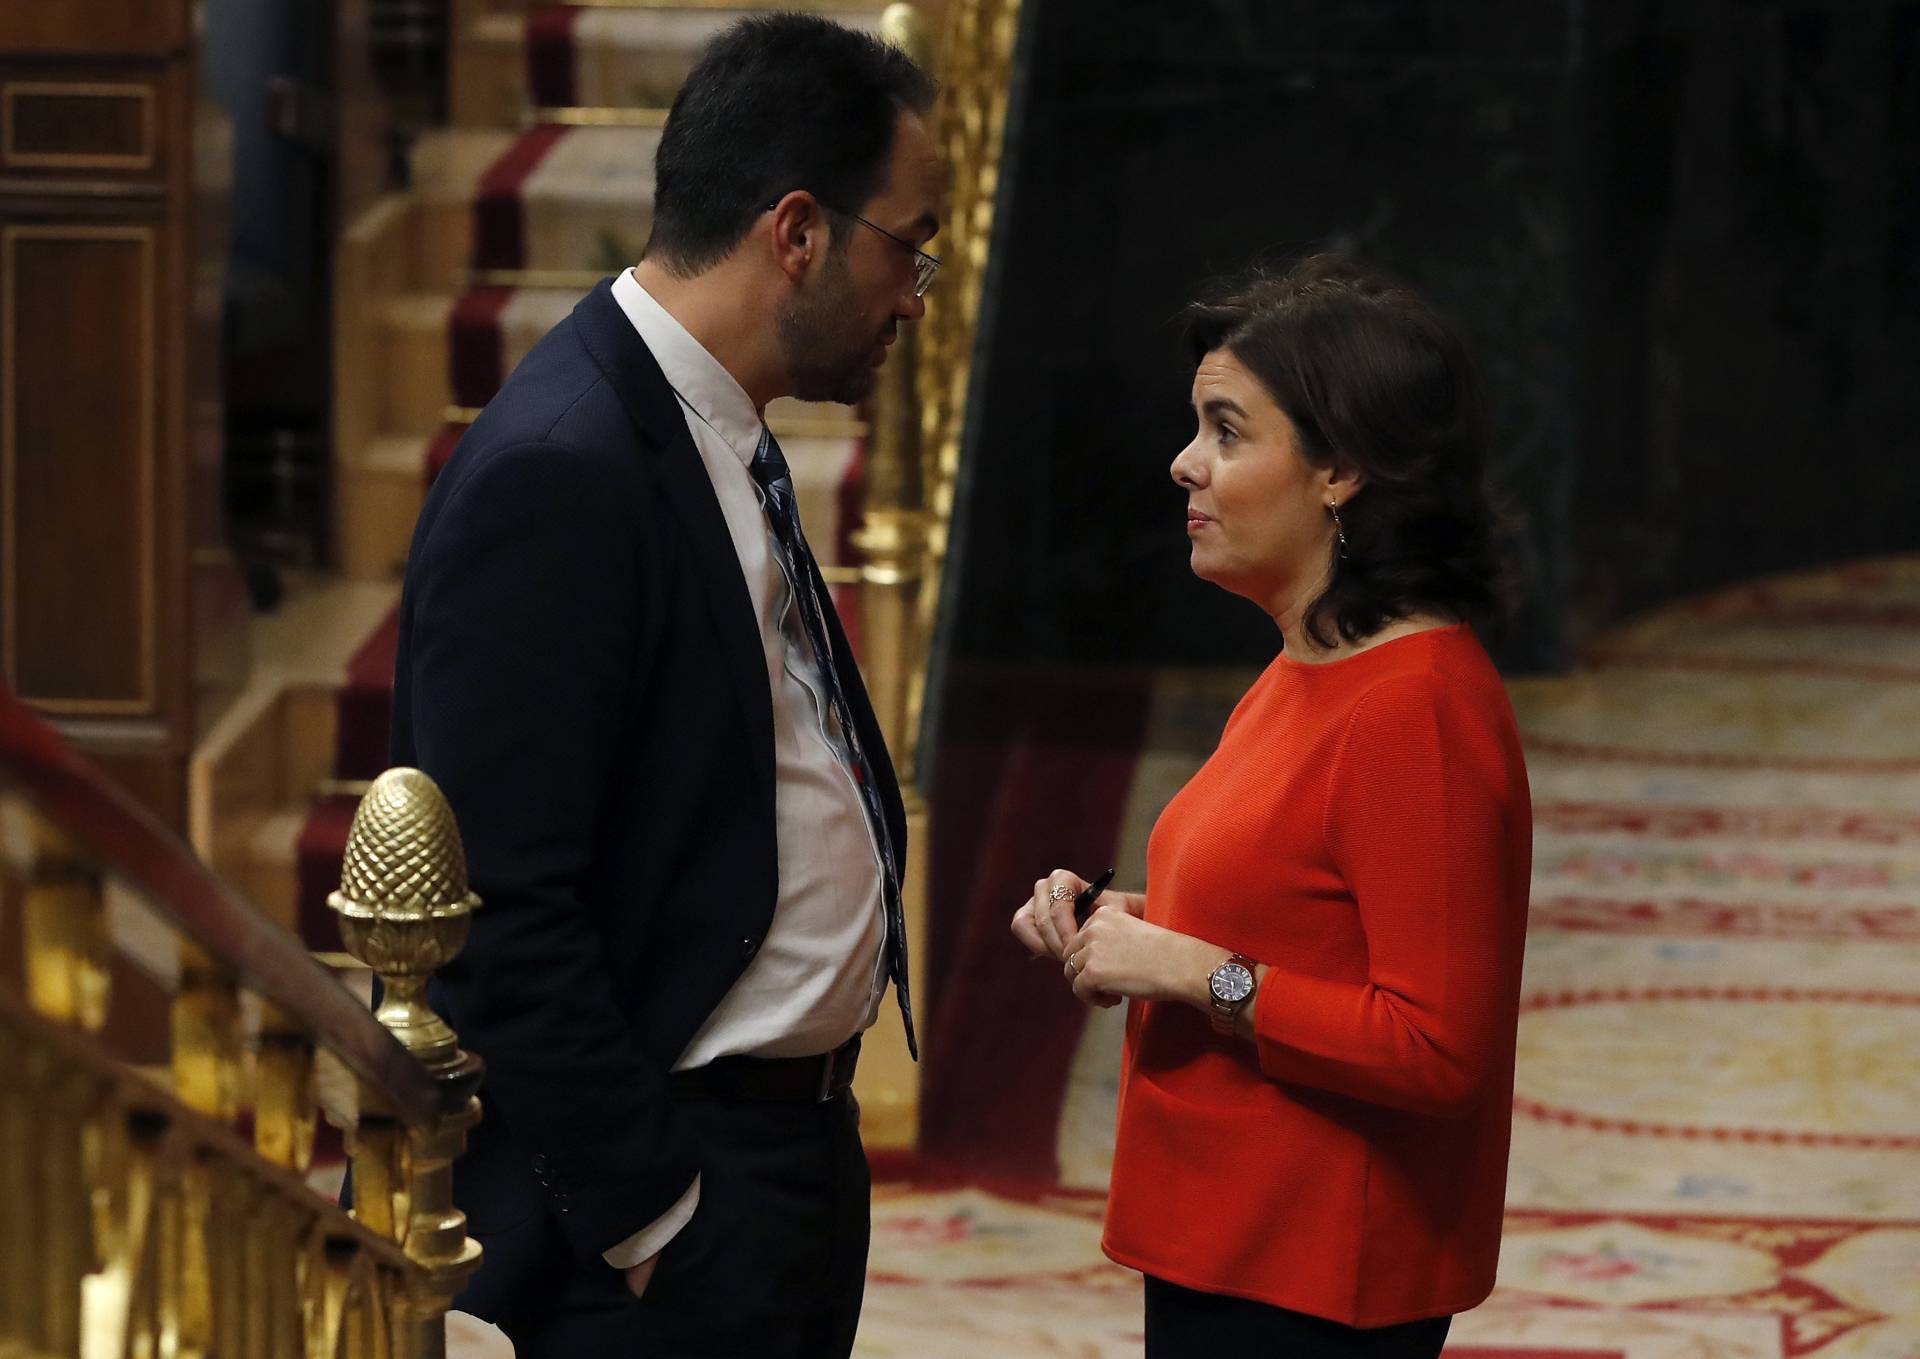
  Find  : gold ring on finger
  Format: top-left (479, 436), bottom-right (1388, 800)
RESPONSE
top-left (1048, 884), bottom-right (1074, 903)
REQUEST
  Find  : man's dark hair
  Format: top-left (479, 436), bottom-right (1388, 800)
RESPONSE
top-left (1184, 253), bottom-right (1509, 649)
top-left (646, 13), bottom-right (936, 276)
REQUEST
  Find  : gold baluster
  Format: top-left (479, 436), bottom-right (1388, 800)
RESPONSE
top-left (19, 819), bottom-right (110, 1034)
top-left (81, 1107), bottom-right (164, 1359)
top-left (266, 1196), bottom-right (304, 1359)
top-left (347, 1113), bottom-right (408, 1246)
top-left (206, 1164), bottom-right (250, 1359)
top-left (173, 1155), bottom-right (214, 1358)
top-left (347, 1263), bottom-right (394, 1359)
top-left (256, 1001), bottom-right (318, 1174)
top-left (33, 1052), bottom-right (95, 1358)
top-left (330, 770), bottom-right (485, 1358)
top-left (240, 1180), bottom-right (268, 1358)
top-left (304, 1235), bottom-right (359, 1359)
top-left (171, 943), bottom-right (240, 1122)
top-left (0, 1018), bottom-right (30, 1350)
top-left (152, 1135), bottom-right (184, 1359)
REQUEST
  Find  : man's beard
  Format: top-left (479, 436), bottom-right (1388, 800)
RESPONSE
top-left (775, 245), bottom-right (881, 406)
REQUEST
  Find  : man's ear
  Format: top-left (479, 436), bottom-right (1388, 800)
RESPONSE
top-left (767, 191), bottom-right (825, 284)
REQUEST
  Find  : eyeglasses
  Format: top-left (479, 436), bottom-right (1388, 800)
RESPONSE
top-left (844, 211), bottom-right (942, 298)
top-left (765, 200), bottom-right (942, 297)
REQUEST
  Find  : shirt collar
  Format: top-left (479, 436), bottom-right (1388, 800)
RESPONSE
top-left (610, 267), bottom-right (762, 467)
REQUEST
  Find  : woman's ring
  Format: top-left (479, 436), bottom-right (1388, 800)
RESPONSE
top-left (1048, 883), bottom-right (1075, 903)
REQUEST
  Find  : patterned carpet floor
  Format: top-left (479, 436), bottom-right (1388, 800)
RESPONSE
top-left (855, 556), bottom-right (1920, 1358)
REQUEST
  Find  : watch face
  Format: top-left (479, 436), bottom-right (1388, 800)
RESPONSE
top-left (1210, 962), bottom-right (1255, 1003)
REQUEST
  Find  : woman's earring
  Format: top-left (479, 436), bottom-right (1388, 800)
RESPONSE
top-left (1327, 500), bottom-right (1349, 559)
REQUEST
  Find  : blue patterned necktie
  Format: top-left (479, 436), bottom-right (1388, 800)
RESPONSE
top-left (750, 426), bottom-right (917, 1059)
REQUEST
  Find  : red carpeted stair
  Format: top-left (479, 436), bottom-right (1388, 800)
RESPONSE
top-left (295, 608), bottom-right (400, 949)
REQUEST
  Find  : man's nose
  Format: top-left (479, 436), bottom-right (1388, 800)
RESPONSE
top-left (898, 289), bottom-right (927, 323)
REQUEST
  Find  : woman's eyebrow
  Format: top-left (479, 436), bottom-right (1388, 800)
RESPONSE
top-left (1196, 396), bottom-right (1250, 419)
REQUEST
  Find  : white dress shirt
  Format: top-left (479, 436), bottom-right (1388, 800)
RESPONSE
top-left (600, 268), bottom-right (889, 1269)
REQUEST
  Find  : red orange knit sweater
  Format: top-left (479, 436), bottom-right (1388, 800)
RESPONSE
top-left (1103, 624), bottom-right (1532, 1326)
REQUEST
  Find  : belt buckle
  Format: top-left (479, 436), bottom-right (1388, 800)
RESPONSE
top-left (816, 1036), bottom-right (859, 1103)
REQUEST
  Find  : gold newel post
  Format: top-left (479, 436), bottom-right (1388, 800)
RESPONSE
top-left (850, 0), bottom-right (939, 1151)
top-left (330, 768), bottom-right (485, 1359)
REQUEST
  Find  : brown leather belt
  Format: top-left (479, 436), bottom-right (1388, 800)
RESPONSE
top-left (670, 1034), bottom-right (861, 1104)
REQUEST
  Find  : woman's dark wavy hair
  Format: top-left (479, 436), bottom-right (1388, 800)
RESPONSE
top-left (1184, 253), bottom-right (1508, 649)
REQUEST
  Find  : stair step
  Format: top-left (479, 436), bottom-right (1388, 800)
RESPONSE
top-left (375, 285), bottom-right (870, 434)
top-left (453, 4), bottom-right (882, 127)
top-left (190, 575), bottom-right (399, 933)
top-left (345, 415), bottom-right (857, 583)
top-left (339, 436), bottom-right (432, 580)
top-left (408, 124), bottom-right (659, 282)
top-left (248, 808), bottom-right (309, 871)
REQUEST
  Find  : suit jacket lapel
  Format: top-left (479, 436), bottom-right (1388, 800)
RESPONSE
top-left (570, 279), bottom-right (776, 806)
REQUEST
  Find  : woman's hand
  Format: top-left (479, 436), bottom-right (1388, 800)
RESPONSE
top-left (1062, 908), bottom-right (1229, 1012)
top-left (1010, 869), bottom-right (1145, 961)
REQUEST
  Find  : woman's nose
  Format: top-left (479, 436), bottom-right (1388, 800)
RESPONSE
top-left (1170, 438), bottom-right (1204, 487)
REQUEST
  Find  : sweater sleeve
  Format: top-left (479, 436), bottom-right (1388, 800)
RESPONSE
top-left (1251, 671), bottom-right (1525, 1117)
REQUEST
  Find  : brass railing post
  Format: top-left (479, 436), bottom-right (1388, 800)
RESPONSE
top-left (331, 768), bottom-right (485, 1357)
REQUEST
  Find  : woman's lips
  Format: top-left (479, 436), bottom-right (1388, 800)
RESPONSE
top-left (1186, 511), bottom-right (1213, 534)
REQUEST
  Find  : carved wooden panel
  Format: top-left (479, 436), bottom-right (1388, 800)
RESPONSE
top-left (2, 81), bottom-right (156, 172)
top-left (1, 224), bottom-right (156, 714)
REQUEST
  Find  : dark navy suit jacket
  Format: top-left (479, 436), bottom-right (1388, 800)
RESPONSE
top-left (392, 278), bottom-right (906, 1320)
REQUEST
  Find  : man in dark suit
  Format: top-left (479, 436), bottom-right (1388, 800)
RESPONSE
top-left (391, 15), bottom-right (941, 1356)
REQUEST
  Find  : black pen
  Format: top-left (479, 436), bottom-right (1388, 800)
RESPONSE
top-left (1073, 867), bottom-right (1117, 926)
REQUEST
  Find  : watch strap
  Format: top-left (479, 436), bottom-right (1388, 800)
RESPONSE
top-left (1208, 953), bottom-right (1259, 1035)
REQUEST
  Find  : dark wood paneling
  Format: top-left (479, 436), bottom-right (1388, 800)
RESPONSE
top-left (3, 81), bottom-right (155, 169)
top-left (1, 0), bottom-right (234, 831)
top-left (3, 226), bottom-right (155, 712)
top-left (0, 6), bottom-right (187, 58)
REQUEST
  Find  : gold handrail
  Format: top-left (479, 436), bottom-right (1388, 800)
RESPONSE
top-left (0, 687), bottom-right (483, 1355)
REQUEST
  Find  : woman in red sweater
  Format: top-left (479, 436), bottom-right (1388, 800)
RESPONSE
top-left (1012, 254), bottom-right (1531, 1357)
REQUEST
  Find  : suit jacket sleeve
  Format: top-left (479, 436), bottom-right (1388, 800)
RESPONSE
top-left (408, 437), bottom-right (700, 1261)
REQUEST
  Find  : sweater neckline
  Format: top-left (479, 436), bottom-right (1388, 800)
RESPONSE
top-left (1271, 621), bottom-right (1469, 674)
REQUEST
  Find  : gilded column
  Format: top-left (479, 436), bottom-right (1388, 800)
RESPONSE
top-left (850, 1), bottom-right (939, 1151)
